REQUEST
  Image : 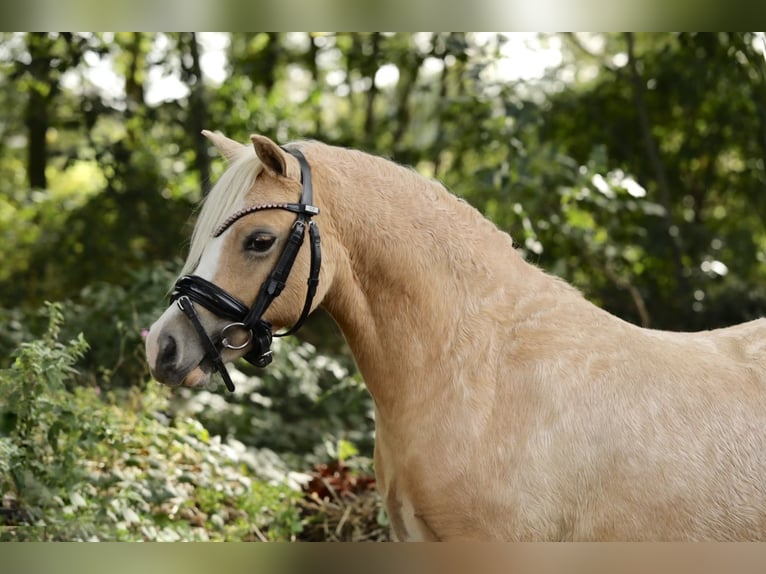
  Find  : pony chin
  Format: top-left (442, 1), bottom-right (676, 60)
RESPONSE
top-left (181, 366), bottom-right (212, 389)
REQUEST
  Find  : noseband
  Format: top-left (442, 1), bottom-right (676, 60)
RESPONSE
top-left (169, 147), bottom-right (321, 391)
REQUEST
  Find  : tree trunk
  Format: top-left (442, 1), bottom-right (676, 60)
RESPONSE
top-left (124, 32), bottom-right (145, 115)
top-left (363, 33), bottom-right (381, 146)
top-left (183, 32), bottom-right (211, 195)
top-left (26, 87), bottom-right (48, 189)
top-left (308, 34), bottom-right (323, 136)
top-left (390, 36), bottom-right (425, 152)
top-left (262, 33), bottom-right (280, 93)
top-left (25, 33), bottom-right (55, 189)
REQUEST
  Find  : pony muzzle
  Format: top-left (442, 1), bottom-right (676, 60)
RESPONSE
top-left (170, 291), bottom-right (276, 390)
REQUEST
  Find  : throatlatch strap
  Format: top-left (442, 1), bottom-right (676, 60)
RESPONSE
top-left (278, 220), bottom-right (321, 337)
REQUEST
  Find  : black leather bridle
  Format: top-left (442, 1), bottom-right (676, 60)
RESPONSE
top-left (169, 147), bottom-right (321, 392)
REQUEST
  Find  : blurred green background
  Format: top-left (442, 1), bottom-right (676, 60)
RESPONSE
top-left (1, 32), bottom-right (765, 541)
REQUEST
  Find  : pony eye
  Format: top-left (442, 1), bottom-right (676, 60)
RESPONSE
top-left (243, 233), bottom-right (276, 253)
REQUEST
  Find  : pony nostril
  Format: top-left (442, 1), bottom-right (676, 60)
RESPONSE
top-left (159, 334), bottom-right (178, 367)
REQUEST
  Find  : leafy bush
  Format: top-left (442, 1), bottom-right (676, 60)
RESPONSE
top-left (0, 263), bottom-right (178, 390)
top-left (172, 338), bottom-right (375, 466)
top-left (0, 303), bottom-right (307, 541)
top-left (0, 254), bottom-right (381, 541)
top-left (0, 263), bottom-right (377, 468)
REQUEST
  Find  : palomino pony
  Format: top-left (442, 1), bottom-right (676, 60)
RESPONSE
top-left (146, 130), bottom-right (766, 541)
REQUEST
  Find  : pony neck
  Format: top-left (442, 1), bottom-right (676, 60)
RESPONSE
top-left (312, 144), bottom-right (533, 411)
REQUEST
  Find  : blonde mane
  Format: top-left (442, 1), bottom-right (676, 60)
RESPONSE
top-left (181, 147), bottom-right (264, 276)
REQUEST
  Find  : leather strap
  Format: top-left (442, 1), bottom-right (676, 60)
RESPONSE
top-left (176, 295), bottom-right (236, 391)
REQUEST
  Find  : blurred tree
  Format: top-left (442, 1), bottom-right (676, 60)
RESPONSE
top-left (0, 32), bottom-right (763, 333)
top-left (175, 32), bottom-right (211, 194)
top-left (537, 32), bottom-right (766, 329)
top-left (0, 33), bottom-right (196, 305)
top-left (17, 33), bottom-right (84, 190)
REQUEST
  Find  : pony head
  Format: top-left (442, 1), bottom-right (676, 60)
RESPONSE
top-left (145, 131), bottom-right (327, 389)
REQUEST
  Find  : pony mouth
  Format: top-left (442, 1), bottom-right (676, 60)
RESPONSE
top-left (180, 363), bottom-right (213, 389)
top-left (182, 338), bottom-right (242, 391)
top-left (163, 355), bottom-right (214, 390)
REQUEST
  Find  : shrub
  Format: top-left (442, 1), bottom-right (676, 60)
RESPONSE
top-left (0, 263), bottom-right (178, 390)
top-left (172, 338), bottom-right (376, 466)
top-left (0, 303), bottom-right (305, 541)
top-left (0, 266), bottom-right (382, 541)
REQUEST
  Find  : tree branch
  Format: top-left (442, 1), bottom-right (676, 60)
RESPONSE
top-left (602, 261), bottom-right (651, 327)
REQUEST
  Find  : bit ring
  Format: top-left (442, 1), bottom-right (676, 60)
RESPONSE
top-left (220, 322), bottom-right (252, 350)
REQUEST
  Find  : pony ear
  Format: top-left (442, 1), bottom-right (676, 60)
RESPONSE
top-left (251, 134), bottom-right (287, 177)
top-left (201, 130), bottom-right (246, 162)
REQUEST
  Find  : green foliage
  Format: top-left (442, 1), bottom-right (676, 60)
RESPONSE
top-left (172, 337), bottom-right (374, 466)
top-left (537, 33), bottom-right (766, 328)
top-left (0, 264), bottom-right (376, 463)
top-left (3, 33), bottom-right (765, 328)
top-left (0, 303), bottom-right (305, 541)
top-left (0, 263), bottom-right (177, 389)
top-left (0, 303), bottom-right (90, 509)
